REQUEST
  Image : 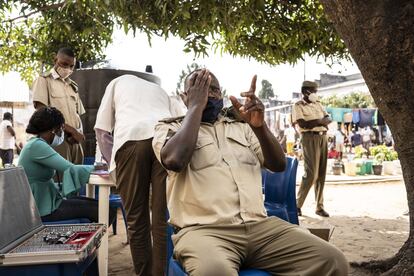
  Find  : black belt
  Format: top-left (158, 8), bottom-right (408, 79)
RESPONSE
top-left (172, 226), bottom-right (182, 234)
top-left (305, 131), bottom-right (327, 135)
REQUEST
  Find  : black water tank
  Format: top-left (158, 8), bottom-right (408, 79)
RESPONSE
top-left (71, 69), bottom-right (161, 158)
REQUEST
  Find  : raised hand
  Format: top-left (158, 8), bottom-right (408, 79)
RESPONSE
top-left (229, 75), bottom-right (265, 128)
top-left (186, 69), bottom-right (211, 110)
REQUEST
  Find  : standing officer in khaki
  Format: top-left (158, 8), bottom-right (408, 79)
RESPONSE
top-left (32, 47), bottom-right (85, 164)
top-left (293, 81), bottom-right (331, 217)
top-left (152, 69), bottom-right (348, 275)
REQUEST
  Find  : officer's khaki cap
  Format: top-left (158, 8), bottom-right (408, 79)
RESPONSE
top-left (302, 80), bottom-right (318, 88)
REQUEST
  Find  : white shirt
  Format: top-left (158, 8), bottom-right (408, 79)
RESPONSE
top-left (0, 120), bottom-right (15, 150)
top-left (94, 75), bottom-right (172, 175)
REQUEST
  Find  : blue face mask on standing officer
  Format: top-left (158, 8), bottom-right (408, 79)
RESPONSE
top-left (201, 98), bottom-right (224, 123)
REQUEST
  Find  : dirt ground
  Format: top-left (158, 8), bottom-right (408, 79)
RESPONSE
top-left (108, 180), bottom-right (409, 275)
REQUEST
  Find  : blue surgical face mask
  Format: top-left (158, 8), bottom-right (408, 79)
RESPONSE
top-left (51, 131), bottom-right (64, 147)
top-left (202, 98), bottom-right (223, 123)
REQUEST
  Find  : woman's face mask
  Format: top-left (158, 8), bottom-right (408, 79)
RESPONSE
top-left (51, 129), bottom-right (65, 147)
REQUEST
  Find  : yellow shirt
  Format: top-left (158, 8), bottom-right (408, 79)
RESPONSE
top-left (292, 100), bottom-right (328, 133)
top-left (152, 115), bottom-right (267, 229)
top-left (32, 69), bottom-right (85, 129)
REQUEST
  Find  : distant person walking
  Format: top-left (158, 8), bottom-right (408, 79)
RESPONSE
top-left (361, 126), bottom-right (371, 151)
top-left (0, 112), bottom-right (16, 166)
top-left (292, 81), bottom-right (331, 217)
top-left (32, 47), bottom-right (85, 165)
top-left (334, 126), bottom-right (346, 160)
top-left (351, 129), bottom-right (363, 147)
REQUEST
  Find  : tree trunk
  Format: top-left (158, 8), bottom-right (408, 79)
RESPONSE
top-left (319, 0), bottom-right (414, 274)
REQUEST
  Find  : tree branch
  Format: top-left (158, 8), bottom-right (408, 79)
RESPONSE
top-left (4, 1), bottom-right (67, 23)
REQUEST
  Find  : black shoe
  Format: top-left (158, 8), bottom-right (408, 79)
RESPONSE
top-left (315, 209), bottom-right (330, 217)
top-left (297, 208), bottom-right (302, 216)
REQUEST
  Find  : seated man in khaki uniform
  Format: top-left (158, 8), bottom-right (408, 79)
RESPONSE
top-left (32, 47), bottom-right (85, 164)
top-left (152, 69), bottom-right (348, 275)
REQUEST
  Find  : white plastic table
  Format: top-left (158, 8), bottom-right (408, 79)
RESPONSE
top-left (87, 173), bottom-right (116, 276)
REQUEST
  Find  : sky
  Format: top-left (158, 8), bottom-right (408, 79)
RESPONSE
top-left (105, 29), bottom-right (361, 100)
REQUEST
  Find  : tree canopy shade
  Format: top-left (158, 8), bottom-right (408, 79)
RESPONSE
top-left (0, 0), bottom-right (348, 84)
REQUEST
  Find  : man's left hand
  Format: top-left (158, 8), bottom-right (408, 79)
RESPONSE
top-left (229, 75), bottom-right (265, 128)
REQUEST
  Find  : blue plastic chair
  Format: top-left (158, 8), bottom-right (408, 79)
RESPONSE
top-left (263, 156), bottom-right (299, 225)
top-left (109, 194), bottom-right (129, 243)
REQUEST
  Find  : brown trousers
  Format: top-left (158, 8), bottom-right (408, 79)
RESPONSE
top-left (53, 140), bottom-right (84, 183)
top-left (173, 217), bottom-right (348, 276)
top-left (115, 139), bottom-right (167, 276)
top-left (54, 140), bottom-right (84, 164)
top-left (297, 132), bottom-right (328, 210)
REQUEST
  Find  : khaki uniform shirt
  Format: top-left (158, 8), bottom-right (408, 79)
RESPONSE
top-left (32, 69), bottom-right (85, 129)
top-left (152, 115), bottom-right (267, 229)
top-left (292, 100), bottom-right (328, 133)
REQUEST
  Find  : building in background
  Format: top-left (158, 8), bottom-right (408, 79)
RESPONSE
top-left (316, 73), bottom-right (369, 97)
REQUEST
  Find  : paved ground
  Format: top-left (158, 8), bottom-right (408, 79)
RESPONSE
top-left (108, 180), bottom-right (409, 275)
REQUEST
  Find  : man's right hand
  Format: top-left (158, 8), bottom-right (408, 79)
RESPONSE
top-left (186, 69), bottom-right (211, 110)
top-left (65, 125), bottom-right (85, 144)
top-left (70, 130), bottom-right (85, 143)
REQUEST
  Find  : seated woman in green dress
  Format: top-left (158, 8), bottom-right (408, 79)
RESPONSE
top-left (18, 107), bottom-right (115, 223)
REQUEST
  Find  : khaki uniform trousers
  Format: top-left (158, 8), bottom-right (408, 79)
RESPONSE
top-left (115, 139), bottom-right (167, 276)
top-left (53, 140), bottom-right (84, 183)
top-left (54, 140), bottom-right (84, 164)
top-left (297, 132), bottom-right (328, 210)
top-left (172, 217), bottom-right (348, 276)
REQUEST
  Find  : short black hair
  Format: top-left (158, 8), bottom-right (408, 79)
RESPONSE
top-left (26, 107), bottom-right (65, 135)
top-left (3, 112), bottom-right (12, 120)
top-left (57, 47), bottom-right (75, 58)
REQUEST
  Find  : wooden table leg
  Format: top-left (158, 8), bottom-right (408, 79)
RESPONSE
top-left (86, 184), bottom-right (95, 198)
top-left (98, 185), bottom-right (110, 276)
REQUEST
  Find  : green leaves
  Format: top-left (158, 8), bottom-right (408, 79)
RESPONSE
top-left (321, 92), bottom-right (375, 108)
top-left (0, 0), bottom-right (348, 84)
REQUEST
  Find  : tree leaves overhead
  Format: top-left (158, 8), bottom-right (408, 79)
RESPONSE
top-left (0, 0), bottom-right (114, 84)
top-left (0, 0), bottom-right (348, 83)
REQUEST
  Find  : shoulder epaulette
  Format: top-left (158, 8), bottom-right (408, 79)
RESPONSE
top-left (159, 116), bottom-right (185, 123)
top-left (41, 71), bottom-right (52, 78)
top-left (68, 79), bottom-right (79, 92)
